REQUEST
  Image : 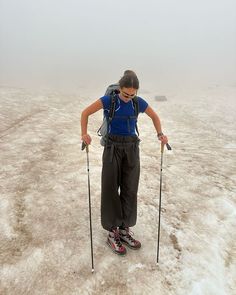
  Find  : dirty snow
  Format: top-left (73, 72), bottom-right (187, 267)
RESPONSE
top-left (0, 85), bottom-right (235, 295)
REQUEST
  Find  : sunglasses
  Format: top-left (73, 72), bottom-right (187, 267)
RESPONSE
top-left (121, 90), bottom-right (136, 99)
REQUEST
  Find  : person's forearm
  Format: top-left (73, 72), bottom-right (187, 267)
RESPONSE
top-left (152, 114), bottom-right (162, 135)
top-left (80, 99), bottom-right (103, 138)
top-left (81, 110), bottom-right (89, 136)
top-left (80, 99), bottom-right (103, 145)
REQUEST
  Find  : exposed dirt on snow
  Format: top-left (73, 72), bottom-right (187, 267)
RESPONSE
top-left (0, 85), bottom-right (235, 295)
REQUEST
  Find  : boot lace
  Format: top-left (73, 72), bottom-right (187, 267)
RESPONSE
top-left (112, 229), bottom-right (123, 247)
top-left (123, 228), bottom-right (136, 243)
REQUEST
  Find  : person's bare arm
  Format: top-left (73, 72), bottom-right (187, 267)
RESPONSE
top-left (81, 99), bottom-right (103, 144)
top-left (145, 106), bottom-right (168, 144)
top-left (145, 106), bottom-right (162, 134)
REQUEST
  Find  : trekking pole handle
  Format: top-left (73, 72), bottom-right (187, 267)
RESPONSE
top-left (81, 141), bottom-right (89, 152)
top-left (161, 142), bottom-right (172, 153)
top-left (166, 143), bottom-right (172, 150)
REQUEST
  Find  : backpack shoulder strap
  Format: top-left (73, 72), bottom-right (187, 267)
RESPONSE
top-left (103, 93), bottom-right (116, 145)
top-left (108, 93), bottom-right (116, 122)
top-left (132, 96), bottom-right (139, 117)
top-left (132, 96), bottom-right (139, 136)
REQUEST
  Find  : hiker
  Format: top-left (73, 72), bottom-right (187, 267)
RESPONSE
top-left (81, 70), bottom-right (168, 256)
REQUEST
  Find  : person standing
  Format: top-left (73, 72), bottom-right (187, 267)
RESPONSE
top-left (81, 70), bottom-right (168, 255)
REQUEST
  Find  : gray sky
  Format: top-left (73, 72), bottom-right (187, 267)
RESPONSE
top-left (0, 0), bottom-right (236, 93)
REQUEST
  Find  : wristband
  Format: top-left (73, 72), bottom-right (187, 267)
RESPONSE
top-left (157, 132), bottom-right (164, 138)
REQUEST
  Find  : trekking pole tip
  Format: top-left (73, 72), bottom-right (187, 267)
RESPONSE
top-left (91, 268), bottom-right (95, 273)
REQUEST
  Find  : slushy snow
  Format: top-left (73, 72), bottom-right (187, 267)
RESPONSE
top-left (0, 85), bottom-right (235, 295)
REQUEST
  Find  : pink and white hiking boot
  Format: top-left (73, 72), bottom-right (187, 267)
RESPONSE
top-left (119, 227), bottom-right (141, 250)
top-left (107, 228), bottom-right (127, 255)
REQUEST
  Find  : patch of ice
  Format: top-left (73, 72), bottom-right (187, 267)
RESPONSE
top-left (189, 279), bottom-right (228, 295)
top-left (128, 263), bottom-right (145, 273)
top-left (0, 198), bottom-right (16, 238)
top-left (0, 248), bottom-right (44, 281)
top-left (224, 142), bottom-right (236, 149)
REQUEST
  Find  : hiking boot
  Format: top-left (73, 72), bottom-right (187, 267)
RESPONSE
top-left (119, 227), bottom-right (141, 250)
top-left (107, 228), bottom-right (127, 256)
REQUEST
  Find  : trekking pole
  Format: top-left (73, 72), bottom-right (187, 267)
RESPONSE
top-left (82, 141), bottom-right (94, 273)
top-left (157, 142), bottom-right (171, 264)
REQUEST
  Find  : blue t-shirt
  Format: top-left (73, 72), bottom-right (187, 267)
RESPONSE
top-left (100, 95), bottom-right (148, 136)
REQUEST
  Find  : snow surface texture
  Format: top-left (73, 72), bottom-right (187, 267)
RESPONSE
top-left (0, 85), bottom-right (235, 295)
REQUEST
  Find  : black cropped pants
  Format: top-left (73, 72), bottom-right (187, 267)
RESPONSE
top-left (101, 135), bottom-right (140, 231)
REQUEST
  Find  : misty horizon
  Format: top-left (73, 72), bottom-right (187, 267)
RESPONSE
top-left (0, 0), bottom-right (236, 94)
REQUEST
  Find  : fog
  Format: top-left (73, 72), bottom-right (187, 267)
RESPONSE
top-left (0, 0), bottom-right (236, 94)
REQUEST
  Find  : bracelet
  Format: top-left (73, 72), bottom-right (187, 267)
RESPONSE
top-left (157, 132), bottom-right (164, 138)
